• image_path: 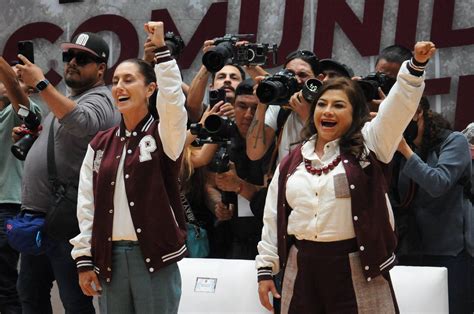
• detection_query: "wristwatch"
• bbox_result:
[36,79,50,92]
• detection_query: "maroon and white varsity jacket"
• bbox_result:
[71,53,188,282]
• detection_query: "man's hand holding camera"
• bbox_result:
[215,163,242,194]
[288,90,311,122]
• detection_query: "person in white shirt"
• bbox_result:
[256,41,436,314]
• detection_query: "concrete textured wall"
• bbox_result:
[1,0,473,127]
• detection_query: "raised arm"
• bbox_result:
[16,55,79,119]
[363,41,436,163]
[187,65,210,122]
[246,101,275,160]
[146,21,187,161]
[0,56,30,112]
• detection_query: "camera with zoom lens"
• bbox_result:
[189,114,235,144]
[256,69,299,106]
[189,115,237,205]
[357,72,396,102]
[202,34,277,73]
[164,31,185,58]
[301,78,323,104]
[11,106,41,160]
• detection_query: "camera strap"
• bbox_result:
[46,118,62,192]
[266,108,292,182]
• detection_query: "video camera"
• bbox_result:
[357,72,396,102]
[164,31,185,58]
[202,34,278,73]
[11,105,41,160]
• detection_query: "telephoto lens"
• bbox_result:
[202,41,234,73]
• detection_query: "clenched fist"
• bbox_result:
[413,41,436,64]
[144,21,165,48]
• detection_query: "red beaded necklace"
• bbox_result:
[303,155,341,176]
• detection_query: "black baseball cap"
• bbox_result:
[284,50,321,75]
[61,32,109,62]
[320,59,354,78]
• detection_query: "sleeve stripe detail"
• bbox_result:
[406,58,425,77]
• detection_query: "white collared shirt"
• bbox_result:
[286,137,356,241]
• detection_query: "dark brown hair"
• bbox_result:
[301,77,370,159]
[418,96,452,160]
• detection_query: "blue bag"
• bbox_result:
[186,223,210,258]
[5,213,51,255]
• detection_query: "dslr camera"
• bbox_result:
[256,69,299,106]
[208,88,226,108]
[164,31,185,58]
[11,105,41,160]
[202,34,277,73]
[358,72,396,102]
[189,114,235,145]
[190,115,237,205]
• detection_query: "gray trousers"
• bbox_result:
[99,241,181,314]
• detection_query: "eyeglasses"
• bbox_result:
[62,50,103,66]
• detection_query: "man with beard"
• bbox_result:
[213,79,274,259]
[13,33,120,314]
[186,40,246,121]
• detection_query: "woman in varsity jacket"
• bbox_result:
[70,22,187,313]
[256,41,436,314]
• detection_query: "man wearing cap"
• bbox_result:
[247,50,324,167]
[14,32,120,313]
[319,59,354,82]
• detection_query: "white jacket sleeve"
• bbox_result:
[70,144,95,261]
[363,60,425,163]
[155,59,187,161]
[256,167,281,274]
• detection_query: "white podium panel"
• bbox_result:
[177,259,449,314]
[390,266,449,314]
[178,258,266,314]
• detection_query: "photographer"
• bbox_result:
[246,50,323,167]
[208,79,274,259]
[0,56,41,314]
[319,58,354,82]
[186,39,247,122]
[370,44,413,112]
[394,96,472,314]
[14,33,120,313]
